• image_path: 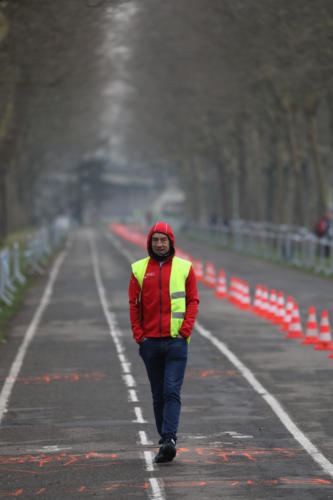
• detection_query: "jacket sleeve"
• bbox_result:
[179,266,199,338]
[128,272,145,343]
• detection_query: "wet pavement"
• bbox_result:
[0,228,332,498]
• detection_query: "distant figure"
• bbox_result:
[315,212,331,239]
[209,213,218,235]
[315,212,331,256]
[128,222,199,463]
[209,213,218,227]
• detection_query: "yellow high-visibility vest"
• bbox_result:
[131,256,191,339]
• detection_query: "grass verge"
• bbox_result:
[0,274,38,342]
[0,243,64,343]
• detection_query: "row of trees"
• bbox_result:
[1,0,333,243]
[0,0,106,244]
[125,0,333,228]
[183,0,333,227]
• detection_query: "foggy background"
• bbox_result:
[1,0,333,240]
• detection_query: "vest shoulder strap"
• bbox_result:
[131,257,150,288]
[172,256,192,274]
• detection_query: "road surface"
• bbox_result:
[0,227,332,499]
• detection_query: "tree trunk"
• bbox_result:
[0,87,15,242]
[181,158,204,223]
[283,99,304,225]
[216,159,231,222]
[180,160,194,223]
[305,98,328,218]
[273,141,286,224]
[193,158,207,222]
[0,169,7,245]
[236,117,249,220]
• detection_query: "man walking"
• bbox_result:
[129,222,199,463]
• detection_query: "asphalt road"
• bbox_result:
[0,227,332,499]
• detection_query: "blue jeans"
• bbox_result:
[139,337,188,442]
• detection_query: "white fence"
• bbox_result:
[187,221,333,276]
[0,223,67,307]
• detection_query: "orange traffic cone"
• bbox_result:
[228,277,236,305]
[194,260,204,281]
[301,307,319,345]
[273,291,285,325]
[280,296,293,331]
[266,289,278,322]
[215,269,228,299]
[258,287,269,318]
[314,311,333,351]
[204,262,216,288]
[252,284,262,314]
[239,282,251,310]
[235,279,243,308]
[285,303,303,339]
[229,277,241,307]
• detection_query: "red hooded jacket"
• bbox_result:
[129,222,199,343]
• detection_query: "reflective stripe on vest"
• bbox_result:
[131,256,191,339]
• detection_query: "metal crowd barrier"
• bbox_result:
[187,221,333,277]
[0,222,67,307]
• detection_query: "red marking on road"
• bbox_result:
[0,490,24,497]
[281,478,332,485]
[0,447,298,476]
[165,481,207,487]
[66,482,150,495]
[177,446,297,463]
[0,452,117,475]
[185,369,236,379]
[0,477,331,496]
[7,372,106,385]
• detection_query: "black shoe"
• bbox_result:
[154,446,168,463]
[154,439,177,463]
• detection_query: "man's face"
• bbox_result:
[151,232,170,256]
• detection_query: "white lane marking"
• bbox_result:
[149,477,164,499]
[121,362,132,373]
[139,430,153,446]
[0,249,67,425]
[40,445,72,452]
[128,389,139,402]
[195,319,333,479]
[118,354,128,363]
[133,407,147,423]
[114,340,124,355]
[122,374,136,387]
[223,431,253,439]
[90,235,161,485]
[144,451,155,472]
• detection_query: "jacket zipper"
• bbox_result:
[159,262,162,336]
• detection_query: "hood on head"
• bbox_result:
[147,222,175,258]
